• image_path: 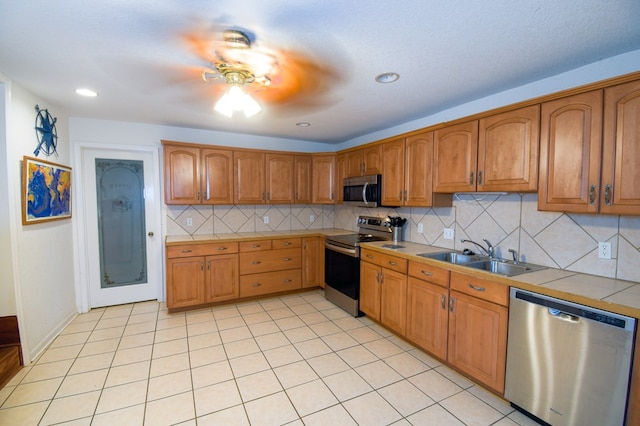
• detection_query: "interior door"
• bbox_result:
[80,146,162,308]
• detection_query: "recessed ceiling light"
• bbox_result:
[296,122,311,127]
[375,72,400,84]
[75,88,98,97]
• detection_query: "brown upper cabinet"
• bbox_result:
[265,153,295,204]
[164,143,234,205]
[294,155,312,204]
[234,150,266,204]
[312,153,337,204]
[381,133,453,207]
[344,145,383,178]
[434,105,540,193]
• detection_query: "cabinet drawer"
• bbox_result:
[273,238,301,249]
[450,272,508,306]
[240,269,302,297]
[361,248,382,266]
[167,242,238,258]
[408,261,450,287]
[239,240,272,252]
[378,253,407,274]
[239,248,301,275]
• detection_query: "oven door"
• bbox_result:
[324,242,362,316]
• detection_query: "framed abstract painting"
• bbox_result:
[22,156,72,225]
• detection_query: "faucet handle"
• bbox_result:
[508,249,518,264]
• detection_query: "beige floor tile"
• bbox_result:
[4,366,30,387]
[78,338,120,357]
[308,321,342,337]
[95,316,129,330]
[188,332,221,350]
[355,360,403,389]
[255,331,289,351]
[96,380,148,414]
[197,404,249,426]
[144,391,195,426]
[229,352,270,377]
[467,385,514,415]
[68,352,115,375]
[191,360,234,389]
[127,312,158,325]
[88,326,125,342]
[39,390,100,425]
[363,338,404,359]
[294,338,332,358]
[237,302,265,315]
[299,312,329,326]
[156,316,186,330]
[409,370,463,402]
[384,352,430,377]
[104,360,150,387]
[242,311,272,325]
[194,379,242,417]
[263,344,303,368]
[212,305,240,320]
[21,359,74,383]
[493,418,522,426]
[236,369,283,402]
[152,337,188,359]
[219,325,252,343]
[286,379,338,417]
[281,294,309,307]
[302,404,358,426]
[333,316,366,331]
[186,321,217,336]
[274,316,305,330]
[131,301,159,315]
[111,345,153,367]
[49,331,91,348]
[123,321,156,336]
[0,400,49,426]
[223,337,260,359]
[189,344,227,368]
[342,391,402,426]
[435,364,475,389]
[102,305,133,319]
[72,310,104,324]
[2,377,63,408]
[154,325,187,343]
[273,359,318,389]
[61,322,96,335]
[244,391,298,426]
[348,326,383,343]
[260,300,288,312]
[407,348,442,368]
[56,369,108,397]
[185,310,214,325]
[283,325,318,343]
[92,403,145,426]
[247,320,280,337]
[289,303,317,315]
[336,345,378,368]
[118,331,155,349]
[0,386,13,406]
[507,410,543,425]
[378,379,435,416]
[36,344,83,364]
[147,370,192,401]
[320,307,352,321]
[407,403,465,425]
[440,391,503,426]
[307,353,350,377]
[322,332,359,351]
[323,369,372,401]
[150,352,190,377]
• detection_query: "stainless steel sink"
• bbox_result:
[382,244,405,249]
[417,251,483,265]
[464,259,546,277]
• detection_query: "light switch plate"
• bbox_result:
[417,223,424,233]
[598,242,612,259]
[263,216,269,224]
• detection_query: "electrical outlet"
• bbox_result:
[310,215,315,223]
[186,217,193,227]
[598,241,612,259]
[263,216,269,224]
[417,223,424,234]
[443,228,455,240]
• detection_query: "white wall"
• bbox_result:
[5,82,76,363]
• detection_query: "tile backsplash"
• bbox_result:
[165,194,640,282]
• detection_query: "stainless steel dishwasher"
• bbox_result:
[505,288,636,426]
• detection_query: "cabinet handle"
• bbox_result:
[449,296,455,312]
[252,244,261,248]
[403,190,407,202]
[262,192,266,201]
[421,270,433,277]
[283,242,292,246]
[180,249,193,253]
[604,184,612,206]
[441,295,446,309]
[366,254,374,259]
[268,192,271,200]
[283,258,292,261]
[468,283,485,292]
[331,192,334,200]
[197,191,201,201]
[478,170,483,185]
[207,260,211,270]
[398,191,402,200]
[380,271,384,284]
[388,261,398,266]
[252,283,262,287]
[252,260,262,265]
[469,171,474,186]
[284,279,293,283]
[589,184,597,205]
[200,261,204,271]
[217,246,228,251]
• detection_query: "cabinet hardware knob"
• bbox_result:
[449,296,455,312]
[283,258,292,261]
[469,171,475,186]
[441,295,446,309]
[207,260,211,270]
[478,170,483,185]
[367,254,374,259]
[589,184,597,205]
[421,270,433,277]
[252,283,262,287]
[468,283,485,292]
[217,247,227,250]
[181,249,192,253]
[252,261,261,265]
[252,244,261,248]
[604,184,612,206]
[389,261,398,266]
[284,279,292,283]
[200,261,204,271]
[283,242,291,246]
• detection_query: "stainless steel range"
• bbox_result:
[324,215,394,316]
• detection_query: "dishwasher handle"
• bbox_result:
[548,308,580,323]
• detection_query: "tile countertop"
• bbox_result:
[361,240,640,320]
[165,228,354,245]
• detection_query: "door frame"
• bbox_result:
[73,142,164,313]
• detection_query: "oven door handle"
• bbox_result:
[325,242,358,257]
[362,182,369,206]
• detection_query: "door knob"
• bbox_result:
[148,232,154,237]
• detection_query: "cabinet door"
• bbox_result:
[405,132,436,206]
[478,105,540,192]
[166,257,204,309]
[447,290,508,393]
[406,276,448,360]
[433,120,479,193]
[380,268,407,335]
[266,153,294,203]
[312,154,336,204]
[345,150,364,177]
[294,155,312,204]
[538,90,603,213]
[336,153,346,203]
[363,144,383,175]
[601,80,640,215]
[164,145,200,204]
[302,237,324,288]
[205,254,239,303]
[381,138,405,206]
[201,149,233,204]
[359,261,381,320]
[234,151,266,204]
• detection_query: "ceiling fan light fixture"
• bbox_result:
[214,83,262,118]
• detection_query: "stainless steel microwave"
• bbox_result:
[343,174,382,207]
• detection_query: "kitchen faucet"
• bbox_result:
[461,238,494,258]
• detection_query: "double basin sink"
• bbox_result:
[417,250,546,277]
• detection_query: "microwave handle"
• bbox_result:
[362,182,369,205]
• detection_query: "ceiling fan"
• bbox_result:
[183,26,341,118]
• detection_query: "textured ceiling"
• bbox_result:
[1,1,640,143]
